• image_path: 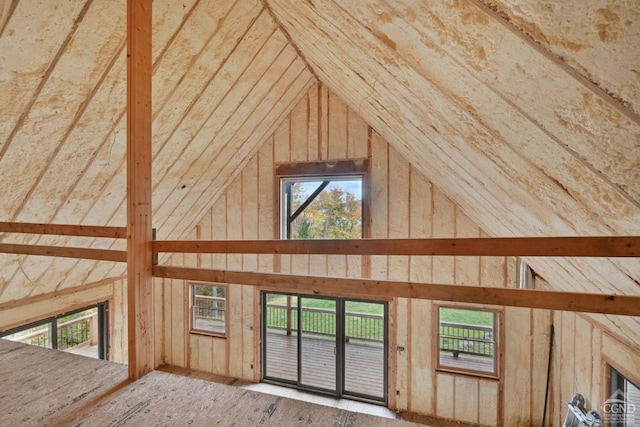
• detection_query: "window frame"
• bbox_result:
[608,365,640,427]
[275,159,370,240]
[0,302,109,360]
[434,304,501,379]
[189,283,228,337]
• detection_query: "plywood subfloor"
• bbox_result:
[0,339,422,426]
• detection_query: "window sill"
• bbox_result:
[189,330,227,339]
[435,366,499,381]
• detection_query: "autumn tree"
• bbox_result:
[290,182,362,239]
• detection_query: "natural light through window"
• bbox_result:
[190,283,227,336]
[281,176,363,240]
[437,306,499,377]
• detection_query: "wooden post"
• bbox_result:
[127,0,153,380]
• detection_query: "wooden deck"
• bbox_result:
[439,352,495,374]
[0,339,422,426]
[264,332,386,400]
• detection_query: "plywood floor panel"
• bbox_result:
[0,339,420,426]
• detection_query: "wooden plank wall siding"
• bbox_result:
[539,276,640,427]
[0,277,129,365]
[0,0,315,305]
[157,83,524,426]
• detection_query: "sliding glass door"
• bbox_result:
[299,297,337,391]
[262,292,387,403]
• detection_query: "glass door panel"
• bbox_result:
[299,297,337,391]
[263,293,298,382]
[343,301,386,400]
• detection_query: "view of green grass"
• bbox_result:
[265,294,493,353]
[267,294,384,315]
[439,307,493,326]
[268,294,490,325]
[266,293,384,340]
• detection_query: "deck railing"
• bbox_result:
[267,304,493,359]
[194,295,226,325]
[266,303,384,342]
[439,321,494,358]
[10,313,98,351]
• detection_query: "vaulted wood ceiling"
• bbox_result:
[0,0,638,339]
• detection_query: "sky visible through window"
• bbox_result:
[284,176,363,240]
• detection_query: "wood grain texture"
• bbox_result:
[153,266,640,316]
[0,222,126,238]
[127,0,154,380]
[153,236,640,257]
[0,340,416,426]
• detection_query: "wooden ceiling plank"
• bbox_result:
[297,0,638,240]
[268,0,531,233]
[387,0,640,200]
[168,70,316,242]
[268,0,640,297]
[159,61,315,241]
[151,12,279,215]
[0,0,124,221]
[2,0,210,300]
[19,45,127,225]
[153,265,640,316]
[31,0,214,294]
[151,0,244,127]
[152,35,295,235]
[467,0,640,123]
[340,0,640,231]
[0,0,90,158]
[0,0,18,38]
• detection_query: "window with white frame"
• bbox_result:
[437,306,499,377]
[190,283,227,336]
[277,160,368,240]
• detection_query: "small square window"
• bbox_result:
[276,160,369,240]
[190,284,227,336]
[437,306,498,377]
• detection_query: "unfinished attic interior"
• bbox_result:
[0,0,639,425]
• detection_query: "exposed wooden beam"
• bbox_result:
[153,265,640,316]
[127,0,153,380]
[0,222,127,238]
[153,236,640,257]
[0,243,126,262]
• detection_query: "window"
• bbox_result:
[0,303,108,359]
[190,283,227,336]
[607,367,639,426]
[277,160,368,240]
[437,306,499,377]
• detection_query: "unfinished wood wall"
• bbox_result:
[156,83,566,426]
[0,277,129,364]
[545,286,640,427]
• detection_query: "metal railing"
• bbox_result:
[266,303,384,342]
[9,313,98,351]
[439,321,494,358]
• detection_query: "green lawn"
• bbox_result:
[267,294,384,315]
[267,294,490,326]
[439,307,493,326]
